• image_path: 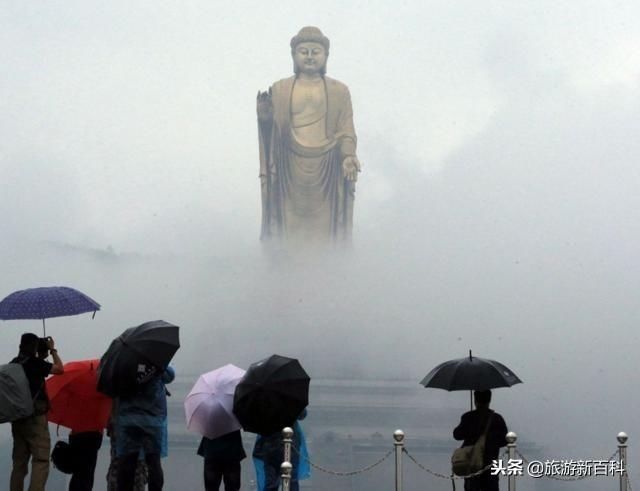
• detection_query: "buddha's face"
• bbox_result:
[293,42,327,76]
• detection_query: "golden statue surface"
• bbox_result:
[257,26,361,248]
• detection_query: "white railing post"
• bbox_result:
[282,427,293,464]
[281,427,294,491]
[618,432,628,491]
[506,431,517,491]
[394,429,405,491]
[281,461,292,491]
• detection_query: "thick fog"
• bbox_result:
[2,1,640,489]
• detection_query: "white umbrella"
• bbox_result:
[184,364,246,439]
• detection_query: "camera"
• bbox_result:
[37,337,50,358]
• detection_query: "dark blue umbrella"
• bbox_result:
[0,286,101,335]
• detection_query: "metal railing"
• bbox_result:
[279,427,632,491]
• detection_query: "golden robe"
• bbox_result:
[258,76,357,246]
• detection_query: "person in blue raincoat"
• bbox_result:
[114,364,175,491]
[252,410,310,491]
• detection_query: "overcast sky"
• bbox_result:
[2,0,638,254]
[1,2,640,488]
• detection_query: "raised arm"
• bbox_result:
[257,87,274,182]
[47,337,64,375]
[257,88,274,125]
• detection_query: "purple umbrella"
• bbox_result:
[0,286,101,335]
[185,364,246,439]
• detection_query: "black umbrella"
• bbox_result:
[97,320,180,397]
[420,350,522,409]
[0,363,34,423]
[233,354,310,436]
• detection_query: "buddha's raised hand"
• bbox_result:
[256,89,273,122]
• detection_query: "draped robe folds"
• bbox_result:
[258,76,357,247]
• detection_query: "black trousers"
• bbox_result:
[464,472,499,491]
[204,459,241,491]
[117,452,163,491]
[69,432,103,491]
[262,453,299,491]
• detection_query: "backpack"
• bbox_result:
[451,414,493,477]
[11,355,50,415]
[0,363,35,423]
[51,440,76,474]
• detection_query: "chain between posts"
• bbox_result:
[402,448,507,480]
[291,444,393,476]
[289,431,633,487]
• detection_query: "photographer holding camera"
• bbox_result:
[9,333,64,491]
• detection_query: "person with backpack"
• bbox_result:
[453,390,508,491]
[9,333,64,491]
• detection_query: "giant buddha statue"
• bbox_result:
[257,26,361,248]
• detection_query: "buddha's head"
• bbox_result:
[290,26,329,76]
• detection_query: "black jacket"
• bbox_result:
[11,354,52,404]
[198,430,246,463]
[453,408,508,465]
